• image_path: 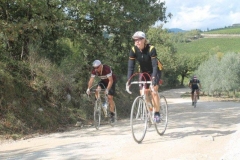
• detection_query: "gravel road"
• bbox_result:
[0,88,240,160]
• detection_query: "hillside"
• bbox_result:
[203,27,240,34]
[168,28,186,33]
[175,27,240,55]
[201,34,240,38]
[176,37,240,55]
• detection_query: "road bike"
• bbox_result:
[89,84,117,130]
[126,73,168,143]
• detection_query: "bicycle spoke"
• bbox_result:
[130,96,148,143]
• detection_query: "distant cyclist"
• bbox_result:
[86,60,117,122]
[188,76,201,106]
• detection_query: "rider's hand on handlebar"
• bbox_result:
[125,81,129,90]
[126,82,132,94]
[105,89,109,95]
[151,77,156,86]
[86,88,90,95]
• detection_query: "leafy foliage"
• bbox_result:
[195,53,240,95]
[0,0,170,137]
[172,30,240,85]
[147,27,179,86]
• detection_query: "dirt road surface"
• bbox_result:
[1,88,240,160]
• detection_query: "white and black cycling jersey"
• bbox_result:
[91,65,117,83]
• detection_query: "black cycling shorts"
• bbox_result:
[139,70,161,89]
[98,80,116,96]
[191,88,199,94]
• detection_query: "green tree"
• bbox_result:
[147,26,178,86]
[0,0,170,135]
[62,0,170,91]
[195,53,240,96]
[219,53,240,94]
[0,0,170,94]
[0,0,69,61]
[195,55,220,95]
[65,0,169,68]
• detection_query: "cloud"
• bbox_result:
[161,0,240,30]
[229,11,240,24]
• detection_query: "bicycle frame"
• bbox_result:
[89,83,109,128]
[127,72,168,143]
[128,81,157,122]
[89,83,117,129]
[126,72,159,123]
[91,89,108,113]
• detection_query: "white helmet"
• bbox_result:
[92,60,101,67]
[132,31,146,39]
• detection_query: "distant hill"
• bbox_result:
[168,28,186,33]
[203,26,240,34]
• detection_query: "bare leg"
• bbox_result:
[151,85,160,112]
[140,89,151,105]
[95,86,101,99]
[191,89,194,101]
[197,90,200,98]
[108,95,115,113]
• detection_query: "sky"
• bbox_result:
[159,0,240,31]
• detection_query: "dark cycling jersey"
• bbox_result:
[189,79,200,89]
[127,44,159,79]
[91,65,117,84]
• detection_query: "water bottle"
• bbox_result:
[102,102,108,117]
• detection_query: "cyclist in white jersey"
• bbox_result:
[86,60,117,122]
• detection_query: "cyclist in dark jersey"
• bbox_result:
[127,31,162,123]
[189,76,201,106]
[86,60,117,122]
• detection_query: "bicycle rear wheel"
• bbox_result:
[94,99,102,130]
[155,95,168,135]
[130,96,148,143]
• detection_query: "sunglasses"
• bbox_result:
[94,65,101,70]
[133,38,144,42]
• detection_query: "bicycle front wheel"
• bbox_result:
[94,99,102,130]
[130,96,148,143]
[155,95,168,135]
